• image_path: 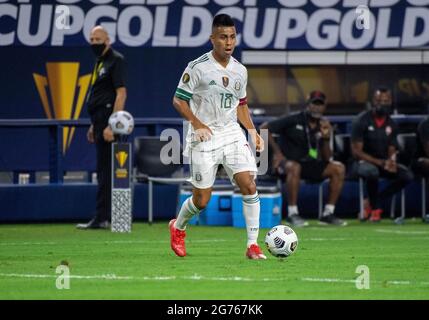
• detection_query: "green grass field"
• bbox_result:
[1,220,428,299]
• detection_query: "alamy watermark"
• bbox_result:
[159,122,269,175]
[158,124,269,176]
[56,264,70,290]
[55,5,71,30]
[355,265,370,290]
[355,5,371,30]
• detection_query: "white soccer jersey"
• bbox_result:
[175,51,248,153]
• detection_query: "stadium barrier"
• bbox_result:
[0,116,425,221]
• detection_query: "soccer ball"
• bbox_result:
[265,225,298,258]
[108,111,134,135]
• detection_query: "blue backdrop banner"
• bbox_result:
[1,1,428,50]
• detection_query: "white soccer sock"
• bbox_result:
[243,192,260,247]
[175,196,201,230]
[288,205,299,216]
[323,204,335,217]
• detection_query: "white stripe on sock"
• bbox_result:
[175,197,201,230]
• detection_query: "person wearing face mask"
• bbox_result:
[260,91,347,227]
[351,87,413,222]
[77,26,127,230]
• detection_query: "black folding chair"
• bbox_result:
[134,136,188,224]
[397,132,426,221]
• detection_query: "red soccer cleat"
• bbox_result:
[361,199,372,221]
[246,244,267,260]
[370,209,383,222]
[169,219,186,257]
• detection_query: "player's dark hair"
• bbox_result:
[212,14,235,29]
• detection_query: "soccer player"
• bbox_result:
[169,14,266,259]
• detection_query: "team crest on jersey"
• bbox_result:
[222,76,229,87]
[182,73,190,84]
[385,126,392,135]
[234,80,241,91]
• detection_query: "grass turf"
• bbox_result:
[0,220,428,299]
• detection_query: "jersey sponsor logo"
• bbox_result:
[222,76,229,88]
[182,73,190,84]
[385,126,392,135]
[209,80,216,86]
[33,62,91,154]
[234,80,241,91]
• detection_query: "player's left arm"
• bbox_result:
[237,104,264,152]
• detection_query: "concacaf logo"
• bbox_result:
[33,62,91,154]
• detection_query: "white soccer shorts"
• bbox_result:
[188,134,258,189]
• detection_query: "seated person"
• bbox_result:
[260,90,346,227]
[351,87,413,222]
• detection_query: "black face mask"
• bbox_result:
[306,107,323,120]
[91,43,106,57]
[374,104,391,117]
[306,101,324,120]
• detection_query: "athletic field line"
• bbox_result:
[0,272,428,286]
[0,238,355,247]
[375,229,429,235]
[0,239,230,246]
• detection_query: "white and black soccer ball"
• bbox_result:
[108,111,134,135]
[265,225,298,258]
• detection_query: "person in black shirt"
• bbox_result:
[351,87,413,222]
[260,91,346,227]
[77,26,127,229]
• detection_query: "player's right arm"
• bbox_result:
[172,66,212,142]
[172,97,212,141]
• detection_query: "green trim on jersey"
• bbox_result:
[190,54,209,69]
[175,88,193,101]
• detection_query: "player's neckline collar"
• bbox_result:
[209,51,231,69]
